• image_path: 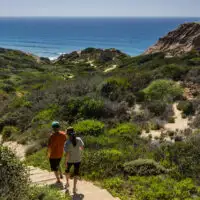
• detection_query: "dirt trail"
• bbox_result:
[142,103,189,140]
[0,136,119,200]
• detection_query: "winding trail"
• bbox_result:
[0,136,120,200]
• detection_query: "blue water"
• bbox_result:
[0,17,199,59]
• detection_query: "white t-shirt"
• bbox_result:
[64,137,84,163]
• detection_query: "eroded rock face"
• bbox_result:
[144,22,200,56]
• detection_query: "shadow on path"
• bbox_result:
[71,193,84,200]
[49,182,64,190]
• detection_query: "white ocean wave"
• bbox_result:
[49,56,58,61]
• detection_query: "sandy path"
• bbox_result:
[104,65,117,73]
[0,136,119,200]
[142,103,189,140]
[165,103,188,131]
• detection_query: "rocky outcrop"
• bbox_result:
[144,22,200,56]
[55,47,128,64]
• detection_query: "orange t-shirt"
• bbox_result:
[48,131,66,159]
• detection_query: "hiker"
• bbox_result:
[64,127,84,193]
[48,121,66,183]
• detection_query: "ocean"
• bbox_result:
[0,17,199,59]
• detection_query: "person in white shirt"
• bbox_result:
[64,127,84,193]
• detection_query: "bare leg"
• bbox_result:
[73,176,78,193]
[58,165,63,179]
[65,173,70,187]
[54,171,61,183]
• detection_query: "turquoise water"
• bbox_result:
[0,17,199,59]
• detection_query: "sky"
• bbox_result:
[0,0,199,17]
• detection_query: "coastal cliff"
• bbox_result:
[144,22,200,56]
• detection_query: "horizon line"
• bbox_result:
[0,16,200,18]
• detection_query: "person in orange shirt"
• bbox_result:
[48,121,66,183]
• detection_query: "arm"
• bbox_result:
[79,138,84,151]
[47,135,52,157]
[64,141,70,165]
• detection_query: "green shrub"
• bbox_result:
[84,135,119,149]
[25,148,50,171]
[28,186,70,200]
[0,146,29,200]
[123,159,167,176]
[143,79,183,102]
[147,100,167,116]
[82,149,123,179]
[32,105,59,123]
[9,97,32,109]
[62,97,104,120]
[74,119,105,136]
[100,77,130,101]
[129,176,199,200]
[1,126,19,141]
[102,177,126,199]
[79,97,104,118]
[1,84,15,93]
[108,123,140,142]
[158,64,189,80]
[125,94,136,107]
[168,116,175,123]
[188,57,200,65]
[177,101,194,115]
[103,176,200,200]
[154,136,200,182]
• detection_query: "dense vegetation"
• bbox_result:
[1,47,200,199]
[0,146,70,200]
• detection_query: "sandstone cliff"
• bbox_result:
[144,22,200,56]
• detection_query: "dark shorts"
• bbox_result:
[65,162,81,176]
[49,158,61,171]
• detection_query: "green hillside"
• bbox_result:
[1,47,200,199]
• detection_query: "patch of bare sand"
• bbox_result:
[104,65,117,73]
[141,103,189,140]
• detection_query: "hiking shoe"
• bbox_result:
[73,188,77,194]
[65,183,70,189]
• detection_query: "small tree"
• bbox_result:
[143,79,183,102]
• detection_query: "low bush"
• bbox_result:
[84,135,119,149]
[1,126,19,141]
[154,135,200,182]
[168,116,175,123]
[158,64,189,80]
[74,119,105,136]
[0,146,29,200]
[62,97,104,121]
[103,176,200,200]
[25,148,50,171]
[82,149,123,179]
[100,77,130,101]
[177,101,194,115]
[79,97,104,118]
[108,123,140,142]
[129,176,199,200]
[147,100,167,116]
[32,105,59,124]
[28,186,70,200]
[123,159,167,176]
